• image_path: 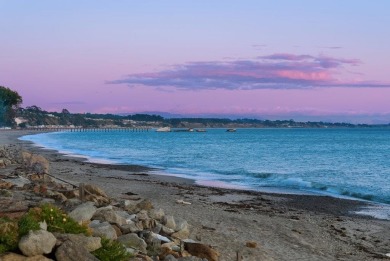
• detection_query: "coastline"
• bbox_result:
[1,130,390,260]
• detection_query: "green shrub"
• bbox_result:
[0,218,19,254]
[19,204,89,235]
[18,213,40,236]
[38,203,89,234]
[92,238,132,261]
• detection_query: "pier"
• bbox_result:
[1,127,151,132]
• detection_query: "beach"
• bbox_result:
[1,130,390,260]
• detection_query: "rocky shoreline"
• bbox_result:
[1,131,390,260]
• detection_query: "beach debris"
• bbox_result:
[245,241,257,248]
[184,242,220,261]
[176,199,192,205]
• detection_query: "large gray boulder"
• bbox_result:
[117,233,147,253]
[0,253,53,261]
[93,209,128,226]
[55,240,99,261]
[89,220,117,240]
[55,233,102,252]
[18,230,57,256]
[68,202,97,223]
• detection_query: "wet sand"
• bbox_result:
[1,130,389,260]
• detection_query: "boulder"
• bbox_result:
[117,233,147,253]
[89,221,117,240]
[85,194,110,206]
[22,151,49,174]
[18,230,57,256]
[125,199,154,213]
[6,176,31,188]
[162,215,176,230]
[0,180,13,189]
[84,184,108,198]
[68,202,97,223]
[0,253,53,261]
[137,210,149,220]
[55,240,99,261]
[174,217,188,232]
[119,221,143,234]
[172,227,190,239]
[184,242,220,261]
[93,209,128,226]
[149,208,165,220]
[62,189,79,199]
[55,233,102,252]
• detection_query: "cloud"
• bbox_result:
[107,53,389,90]
[49,101,86,105]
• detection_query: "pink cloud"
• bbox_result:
[108,53,385,90]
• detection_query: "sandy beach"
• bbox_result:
[1,130,389,261]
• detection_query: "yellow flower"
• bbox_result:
[50,208,53,212]
[63,218,67,222]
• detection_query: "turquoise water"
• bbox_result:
[20,128,390,204]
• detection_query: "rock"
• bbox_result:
[120,221,144,234]
[19,230,57,256]
[174,218,188,232]
[85,194,110,206]
[0,189,13,197]
[89,221,117,240]
[0,253,53,261]
[93,209,128,226]
[185,242,220,261]
[6,176,31,188]
[137,199,153,211]
[64,198,82,207]
[63,189,79,199]
[40,198,56,205]
[27,174,52,183]
[142,218,157,229]
[137,210,149,220]
[149,208,165,220]
[55,233,102,252]
[163,215,176,230]
[246,241,257,248]
[112,224,122,237]
[0,158,12,168]
[55,240,99,261]
[117,233,147,253]
[164,254,179,261]
[39,220,47,231]
[47,191,67,202]
[22,151,49,174]
[161,225,175,236]
[69,202,97,223]
[172,227,190,239]
[115,210,134,223]
[84,184,108,198]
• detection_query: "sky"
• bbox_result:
[1,1,390,123]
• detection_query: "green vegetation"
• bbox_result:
[0,86,22,127]
[18,213,40,236]
[27,204,90,234]
[0,203,90,254]
[0,218,19,254]
[92,237,132,261]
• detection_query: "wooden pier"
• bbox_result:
[1,127,151,132]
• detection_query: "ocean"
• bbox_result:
[20,128,390,205]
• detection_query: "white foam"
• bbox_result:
[354,204,390,220]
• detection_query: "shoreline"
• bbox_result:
[2,130,390,260]
[17,130,389,210]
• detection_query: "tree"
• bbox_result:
[0,86,22,127]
